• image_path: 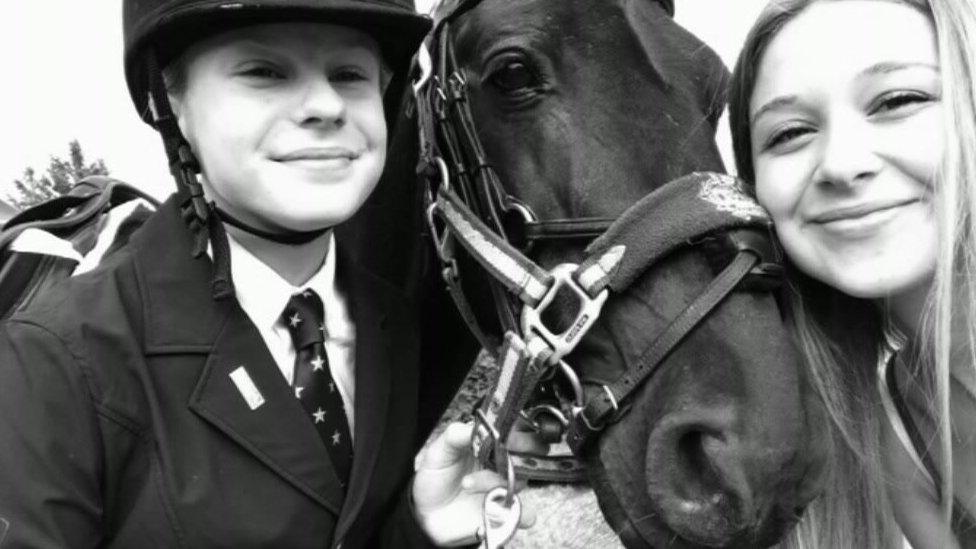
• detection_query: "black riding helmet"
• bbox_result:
[121,1,431,298]
[124,0,431,132]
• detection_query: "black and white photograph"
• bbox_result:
[0,0,972,547]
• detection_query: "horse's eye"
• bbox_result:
[488,61,538,93]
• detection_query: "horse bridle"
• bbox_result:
[414,0,783,498]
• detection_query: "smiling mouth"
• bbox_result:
[273,147,361,162]
[810,198,919,224]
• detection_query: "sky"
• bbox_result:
[0,0,769,201]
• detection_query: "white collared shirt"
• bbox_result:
[227,232,357,433]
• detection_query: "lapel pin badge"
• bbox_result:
[229,366,265,410]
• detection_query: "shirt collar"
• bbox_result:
[227,231,343,337]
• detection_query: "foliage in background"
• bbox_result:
[10,140,109,208]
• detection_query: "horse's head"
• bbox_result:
[411,0,830,547]
[443,0,726,223]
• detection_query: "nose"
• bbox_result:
[644,407,815,547]
[813,115,882,188]
[294,77,346,129]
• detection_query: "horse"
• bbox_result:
[341,0,830,547]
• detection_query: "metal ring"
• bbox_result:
[474,408,502,445]
[506,200,536,225]
[503,447,517,507]
[412,43,434,94]
[523,404,570,429]
[433,156,451,194]
[557,360,585,408]
[518,409,541,432]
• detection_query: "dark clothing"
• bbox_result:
[0,196,435,549]
[887,348,976,547]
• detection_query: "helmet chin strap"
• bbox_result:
[213,206,330,245]
[144,48,330,299]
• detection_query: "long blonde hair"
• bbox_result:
[728,0,976,546]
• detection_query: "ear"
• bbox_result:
[622,0,730,129]
[167,92,190,140]
[621,0,674,90]
[149,86,193,149]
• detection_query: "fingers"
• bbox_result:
[461,469,505,492]
[461,469,534,494]
[420,422,474,470]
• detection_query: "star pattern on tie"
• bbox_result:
[282,289,353,489]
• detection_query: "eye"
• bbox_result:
[237,64,286,81]
[331,66,372,84]
[485,56,541,95]
[870,91,934,116]
[764,124,813,152]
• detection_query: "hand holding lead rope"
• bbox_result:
[412,422,535,547]
[480,486,522,549]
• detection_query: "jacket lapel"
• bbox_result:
[134,197,345,514]
[188,304,345,514]
[334,245,396,537]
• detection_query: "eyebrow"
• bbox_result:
[858,61,939,78]
[750,62,940,125]
[750,95,800,125]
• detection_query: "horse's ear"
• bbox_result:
[623,0,730,129]
[654,0,675,17]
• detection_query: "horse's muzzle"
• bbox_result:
[644,405,821,548]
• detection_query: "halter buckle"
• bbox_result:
[521,263,609,365]
[473,408,518,506]
[425,157,457,272]
[412,43,434,95]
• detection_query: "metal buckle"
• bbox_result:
[521,263,609,364]
[557,360,585,408]
[575,385,619,433]
[432,76,449,118]
[425,158,457,276]
[520,404,569,430]
[474,409,518,506]
[448,71,467,101]
[412,43,434,95]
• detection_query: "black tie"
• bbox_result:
[282,289,353,488]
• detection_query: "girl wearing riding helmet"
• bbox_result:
[0,1,529,547]
[728,0,976,546]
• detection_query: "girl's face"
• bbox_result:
[750,1,942,300]
[172,22,388,233]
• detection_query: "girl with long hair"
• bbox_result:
[729,0,976,546]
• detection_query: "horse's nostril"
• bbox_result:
[677,430,718,481]
[646,421,749,547]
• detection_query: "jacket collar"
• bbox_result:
[132,197,227,353]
